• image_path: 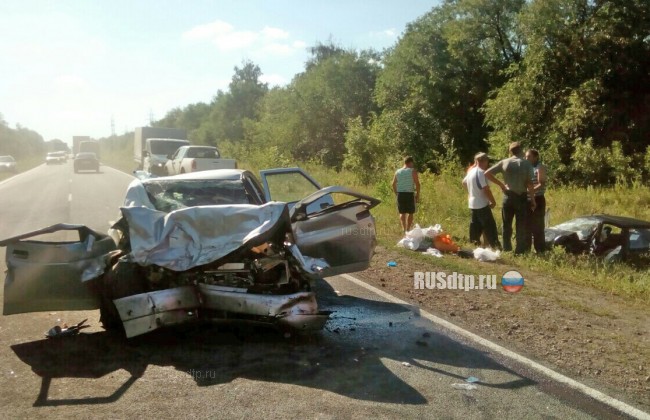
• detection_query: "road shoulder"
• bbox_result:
[354,245,650,410]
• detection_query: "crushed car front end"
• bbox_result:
[1,168,380,338]
[102,203,332,337]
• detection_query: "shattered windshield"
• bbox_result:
[551,217,599,240]
[143,179,252,212]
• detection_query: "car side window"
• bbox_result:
[243,174,265,204]
[263,172,320,203]
[629,228,650,250]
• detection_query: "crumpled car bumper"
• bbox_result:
[114,285,329,338]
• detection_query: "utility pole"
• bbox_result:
[110,115,115,136]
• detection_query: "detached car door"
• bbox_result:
[0,224,117,315]
[259,168,380,276]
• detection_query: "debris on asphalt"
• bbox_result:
[451,383,478,390]
[387,261,397,267]
[402,362,412,367]
[45,319,90,338]
[465,376,480,383]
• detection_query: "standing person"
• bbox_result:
[485,142,536,254]
[392,156,420,234]
[462,152,502,249]
[525,149,547,253]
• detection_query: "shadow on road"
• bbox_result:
[10,280,536,407]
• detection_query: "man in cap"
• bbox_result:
[485,142,536,254]
[462,152,502,249]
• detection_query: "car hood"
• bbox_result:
[121,202,291,271]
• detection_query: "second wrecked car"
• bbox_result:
[2,168,380,337]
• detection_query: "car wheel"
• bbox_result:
[99,259,147,333]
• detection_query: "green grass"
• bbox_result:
[99,146,136,174]
[289,164,650,304]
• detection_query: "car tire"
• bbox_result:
[99,259,147,333]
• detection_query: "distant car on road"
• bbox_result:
[545,214,650,263]
[73,152,100,173]
[45,151,67,165]
[0,155,16,172]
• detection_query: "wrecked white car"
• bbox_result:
[1,168,380,338]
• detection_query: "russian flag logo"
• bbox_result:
[501,270,524,293]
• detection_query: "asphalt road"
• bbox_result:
[0,162,640,419]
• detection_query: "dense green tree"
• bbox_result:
[0,118,45,159]
[374,0,525,170]
[219,61,269,143]
[484,0,650,183]
[252,43,382,168]
[156,102,212,144]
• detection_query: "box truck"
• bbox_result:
[72,136,91,155]
[134,127,189,175]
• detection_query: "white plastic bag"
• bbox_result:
[422,224,443,238]
[396,224,424,250]
[399,237,421,250]
[423,247,443,258]
[473,247,500,262]
[406,224,424,240]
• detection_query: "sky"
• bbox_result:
[0,0,438,144]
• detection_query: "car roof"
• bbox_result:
[145,168,248,182]
[587,214,650,229]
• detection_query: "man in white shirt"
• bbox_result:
[462,152,502,249]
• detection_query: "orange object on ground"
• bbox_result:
[433,234,460,253]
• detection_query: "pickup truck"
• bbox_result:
[164,145,237,175]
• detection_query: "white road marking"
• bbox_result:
[68,193,72,202]
[341,273,650,420]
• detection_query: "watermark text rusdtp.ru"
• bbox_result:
[414,271,497,291]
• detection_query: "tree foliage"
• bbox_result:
[484,0,650,181]
[251,42,382,168]
[374,0,525,169]
[0,116,45,159]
